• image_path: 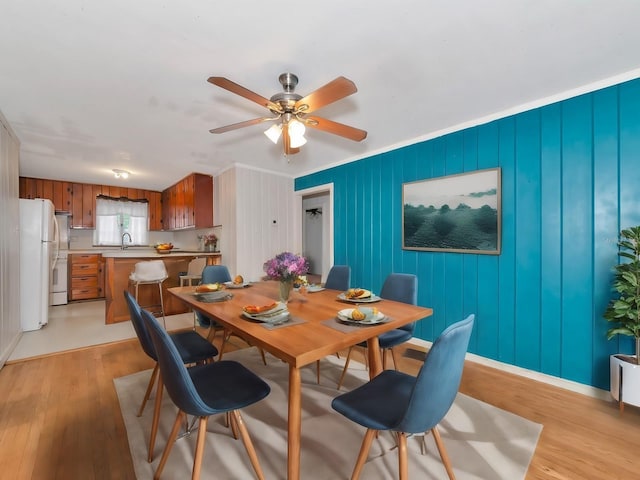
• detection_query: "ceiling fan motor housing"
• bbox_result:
[270,73,302,113]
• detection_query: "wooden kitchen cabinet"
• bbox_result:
[70,183,95,228]
[69,254,104,300]
[19,177,72,213]
[161,173,213,231]
[148,191,163,231]
[20,176,164,231]
[52,180,72,212]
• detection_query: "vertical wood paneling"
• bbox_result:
[592,87,620,387]
[462,130,479,349]
[497,118,516,364]
[476,122,500,359]
[514,110,542,370]
[295,77,640,389]
[443,133,464,329]
[616,81,640,356]
[429,138,448,337]
[415,143,434,340]
[561,95,594,385]
[539,104,563,377]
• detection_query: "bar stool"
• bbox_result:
[130,260,168,328]
[179,257,207,286]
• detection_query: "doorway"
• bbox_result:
[294,184,333,283]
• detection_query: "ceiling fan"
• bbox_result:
[207,73,367,156]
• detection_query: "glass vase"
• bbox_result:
[279,280,293,303]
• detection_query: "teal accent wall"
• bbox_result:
[295,78,640,389]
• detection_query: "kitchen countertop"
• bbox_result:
[69,248,221,258]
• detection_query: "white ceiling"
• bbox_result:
[2,0,640,191]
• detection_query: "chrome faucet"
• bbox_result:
[121,232,132,250]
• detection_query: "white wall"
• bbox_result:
[0,109,22,368]
[217,165,295,282]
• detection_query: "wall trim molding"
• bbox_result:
[297,67,640,180]
[409,337,611,402]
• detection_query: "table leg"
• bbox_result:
[288,366,302,480]
[366,336,382,379]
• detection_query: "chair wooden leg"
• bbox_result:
[397,432,408,480]
[192,416,208,480]
[154,410,185,480]
[432,426,456,480]
[232,410,266,480]
[390,347,400,370]
[351,428,377,480]
[316,360,321,384]
[228,409,239,439]
[157,281,166,329]
[218,329,232,360]
[382,348,387,370]
[148,374,164,462]
[258,347,267,365]
[205,325,219,343]
[138,363,159,417]
[337,346,355,390]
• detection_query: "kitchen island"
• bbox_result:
[103,250,221,324]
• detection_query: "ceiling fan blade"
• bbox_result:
[282,124,300,155]
[209,116,277,134]
[207,77,282,113]
[304,116,367,142]
[294,77,358,114]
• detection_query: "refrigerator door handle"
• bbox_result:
[52,215,60,272]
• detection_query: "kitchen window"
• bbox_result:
[93,196,149,246]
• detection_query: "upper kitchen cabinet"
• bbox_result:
[148,191,162,231]
[70,182,101,229]
[162,173,213,231]
[19,178,72,213]
[52,180,72,212]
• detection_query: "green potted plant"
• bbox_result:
[604,225,640,410]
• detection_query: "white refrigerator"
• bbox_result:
[20,198,58,331]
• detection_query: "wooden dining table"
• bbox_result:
[168,281,433,480]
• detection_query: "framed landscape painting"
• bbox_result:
[402,168,501,254]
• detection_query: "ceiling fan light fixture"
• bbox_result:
[288,119,307,148]
[264,123,282,144]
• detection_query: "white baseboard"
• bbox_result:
[408,338,612,402]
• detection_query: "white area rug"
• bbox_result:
[114,348,542,479]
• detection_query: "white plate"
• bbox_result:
[337,292,381,303]
[193,290,232,303]
[224,281,252,289]
[242,304,290,324]
[306,285,325,293]
[337,308,387,325]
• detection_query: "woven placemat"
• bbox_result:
[260,316,307,330]
[321,317,391,333]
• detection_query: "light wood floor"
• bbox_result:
[1,335,639,479]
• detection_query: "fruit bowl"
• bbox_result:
[155,243,174,254]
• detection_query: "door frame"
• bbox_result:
[293,183,334,282]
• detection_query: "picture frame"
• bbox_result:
[402,168,501,254]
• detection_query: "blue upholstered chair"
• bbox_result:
[142,309,271,480]
[315,265,351,383]
[193,265,232,328]
[124,290,219,462]
[323,265,351,291]
[194,264,267,364]
[332,314,475,480]
[337,273,418,390]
